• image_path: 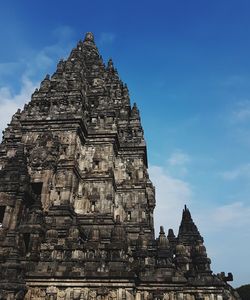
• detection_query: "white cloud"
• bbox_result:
[0,76,38,136]
[0,62,20,78]
[232,100,250,122]
[212,202,250,228]
[195,200,250,287]
[26,26,75,78]
[168,149,191,166]
[149,165,192,234]
[0,25,75,81]
[196,201,250,233]
[166,149,191,176]
[99,32,116,46]
[221,75,249,88]
[52,25,75,41]
[220,163,250,180]
[0,25,75,138]
[225,100,250,148]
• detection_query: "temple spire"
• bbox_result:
[178,205,203,245]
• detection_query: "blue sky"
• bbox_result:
[0,0,250,287]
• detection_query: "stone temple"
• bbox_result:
[0,33,240,300]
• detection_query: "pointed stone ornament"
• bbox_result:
[84,31,95,42]
[107,58,114,70]
[130,102,141,122]
[158,226,169,249]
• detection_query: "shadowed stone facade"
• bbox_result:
[0,32,240,300]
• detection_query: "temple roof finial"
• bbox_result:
[107,58,114,69]
[84,32,95,43]
[131,102,140,120]
[158,226,169,249]
[107,58,116,72]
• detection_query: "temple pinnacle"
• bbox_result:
[84,32,94,43]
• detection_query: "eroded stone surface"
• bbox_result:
[0,32,240,300]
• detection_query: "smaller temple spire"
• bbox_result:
[106,58,119,78]
[40,74,51,92]
[158,226,169,249]
[131,103,140,120]
[182,204,192,221]
[178,205,203,245]
[167,228,176,245]
[107,58,114,71]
